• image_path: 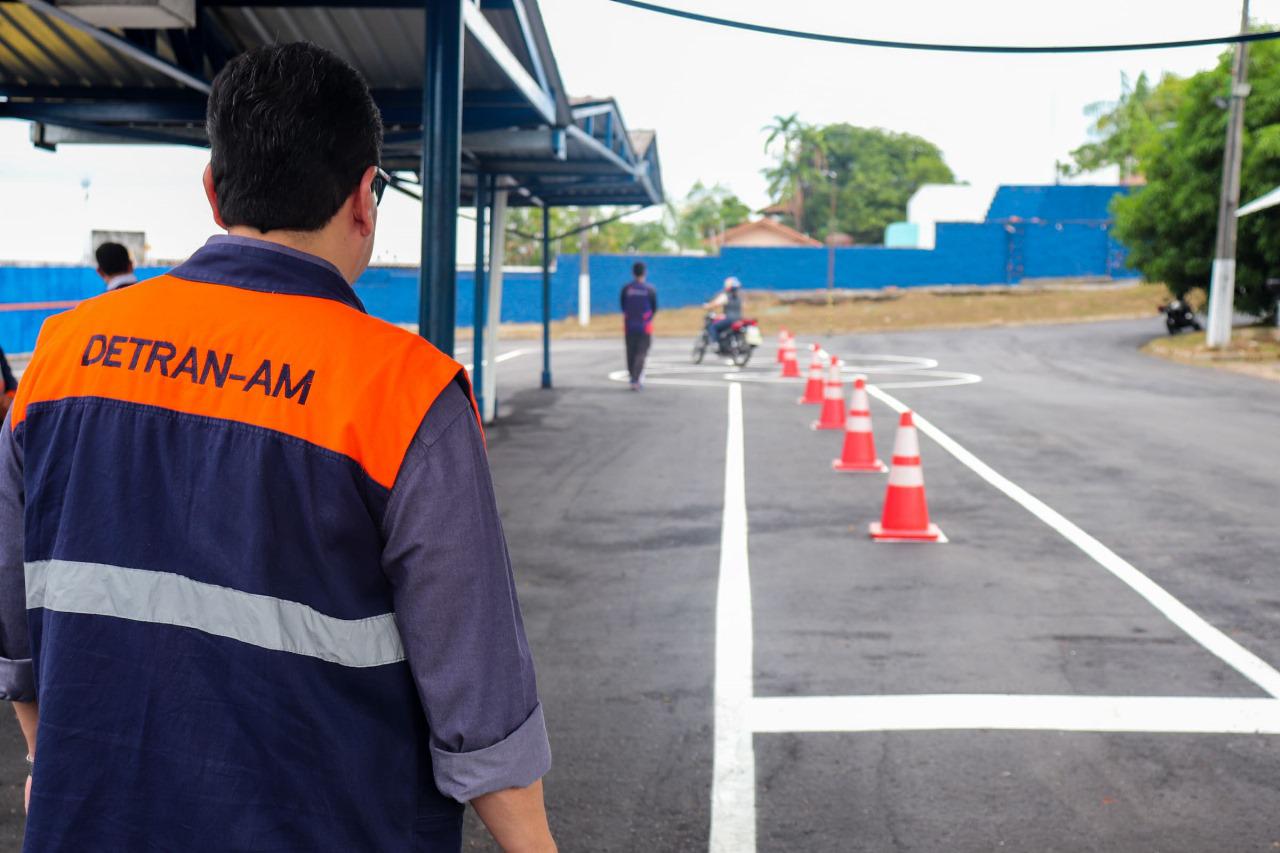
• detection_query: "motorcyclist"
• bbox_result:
[704,276,744,348]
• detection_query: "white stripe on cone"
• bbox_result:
[892,420,921,458]
[887,464,925,487]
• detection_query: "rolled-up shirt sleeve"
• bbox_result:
[0,411,33,702]
[381,380,550,802]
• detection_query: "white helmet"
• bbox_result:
[724,276,742,291]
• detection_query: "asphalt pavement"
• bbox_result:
[2,318,1279,852]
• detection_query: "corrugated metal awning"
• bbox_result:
[0,0,661,207]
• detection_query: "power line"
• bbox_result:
[608,0,1280,54]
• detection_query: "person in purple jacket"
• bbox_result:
[620,261,657,390]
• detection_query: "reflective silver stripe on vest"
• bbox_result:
[25,559,405,668]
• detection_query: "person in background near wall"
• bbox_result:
[620,261,657,391]
[94,242,138,291]
[0,346,15,420]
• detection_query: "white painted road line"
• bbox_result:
[751,695,1280,735]
[865,384,1280,699]
[709,382,757,853]
[461,347,530,374]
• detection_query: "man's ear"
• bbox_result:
[351,165,377,238]
[203,163,227,230]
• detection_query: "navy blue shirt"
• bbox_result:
[620,280,658,334]
[0,236,549,851]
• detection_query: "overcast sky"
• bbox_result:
[1,0,1276,264]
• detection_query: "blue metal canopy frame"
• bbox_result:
[0,0,663,401]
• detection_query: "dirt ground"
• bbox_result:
[492,280,1171,341]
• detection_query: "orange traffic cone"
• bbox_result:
[779,336,800,378]
[775,328,791,364]
[798,345,825,403]
[832,376,887,472]
[811,356,846,430]
[869,411,945,542]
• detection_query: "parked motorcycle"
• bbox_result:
[692,312,762,367]
[1160,298,1202,334]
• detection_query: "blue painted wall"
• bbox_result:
[0,265,571,353]
[0,266,167,357]
[0,184,1141,353]
[986,184,1132,222]
[579,222,1023,317]
[351,266,574,328]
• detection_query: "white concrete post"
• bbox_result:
[577,208,591,326]
[483,188,508,424]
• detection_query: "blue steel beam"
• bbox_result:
[472,174,489,419]
[540,203,552,389]
[461,1,554,125]
[419,0,464,356]
[507,0,550,95]
[21,115,207,146]
[0,87,548,131]
[0,99,206,122]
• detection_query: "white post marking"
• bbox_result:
[751,695,1280,735]
[577,272,591,327]
[865,384,1280,699]
[710,381,756,853]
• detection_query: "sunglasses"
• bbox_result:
[372,167,391,205]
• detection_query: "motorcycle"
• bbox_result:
[1159,298,1202,335]
[692,312,762,367]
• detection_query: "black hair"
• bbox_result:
[632,261,647,278]
[95,242,132,275]
[206,42,383,233]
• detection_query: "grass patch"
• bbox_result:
[1142,325,1280,382]
[492,280,1170,340]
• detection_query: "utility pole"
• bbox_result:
[825,174,837,337]
[1207,0,1251,348]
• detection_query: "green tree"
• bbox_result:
[501,206,674,265]
[1112,40,1280,317]
[588,214,673,254]
[501,206,576,267]
[672,181,751,249]
[773,124,954,244]
[1062,71,1186,180]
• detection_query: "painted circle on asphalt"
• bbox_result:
[607,352,983,390]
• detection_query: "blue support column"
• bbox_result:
[419,0,464,356]
[472,175,489,416]
[541,203,553,389]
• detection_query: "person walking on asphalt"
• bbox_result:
[0,43,554,853]
[621,261,657,390]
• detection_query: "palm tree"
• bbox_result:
[762,113,807,232]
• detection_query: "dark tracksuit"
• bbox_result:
[0,347,15,395]
[620,279,657,384]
